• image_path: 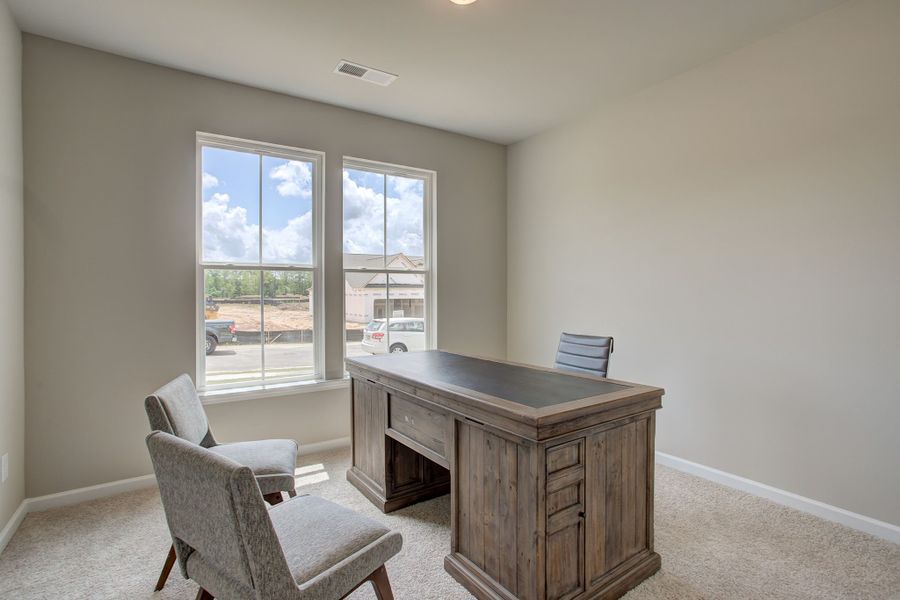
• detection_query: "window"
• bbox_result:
[343,158,435,361]
[197,133,324,392]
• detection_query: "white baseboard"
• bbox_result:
[0,436,353,553]
[27,474,158,514]
[22,435,353,514]
[0,500,28,555]
[7,440,892,557]
[300,436,351,455]
[656,451,900,545]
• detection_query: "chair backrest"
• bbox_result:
[145,374,215,447]
[554,333,614,377]
[146,431,295,598]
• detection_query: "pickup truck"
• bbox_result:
[206,320,237,355]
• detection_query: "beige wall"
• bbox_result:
[0,0,24,527]
[23,36,506,497]
[507,0,900,525]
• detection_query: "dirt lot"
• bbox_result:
[211,301,365,332]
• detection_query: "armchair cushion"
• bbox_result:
[209,438,298,495]
[270,496,402,598]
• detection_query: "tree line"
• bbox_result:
[205,270,312,299]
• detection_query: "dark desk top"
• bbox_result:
[347,351,629,409]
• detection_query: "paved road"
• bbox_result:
[207,341,369,384]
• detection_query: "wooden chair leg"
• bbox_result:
[263,492,283,505]
[369,565,394,600]
[195,588,214,600]
[154,544,177,591]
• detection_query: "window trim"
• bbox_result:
[341,156,438,368]
[195,132,326,395]
[198,377,350,406]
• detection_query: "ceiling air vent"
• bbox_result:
[334,60,398,87]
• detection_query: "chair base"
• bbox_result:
[191,565,394,600]
[368,565,395,600]
[263,492,284,505]
[337,565,395,600]
[154,545,177,592]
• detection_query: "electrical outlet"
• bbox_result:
[1,453,7,483]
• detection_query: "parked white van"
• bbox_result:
[360,318,426,354]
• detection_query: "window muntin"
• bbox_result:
[343,159,435,361]
[198,133,323,392]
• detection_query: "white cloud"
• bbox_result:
[386,176,424,257]
[341,171,424,257]
[342,171,385,255]
[202,171,219,189]
[203,193,313,265]
[269,160,312,198]
[263,212,313,264]
[203,169,422,266]
[202,193,259,263]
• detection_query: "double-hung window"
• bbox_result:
[343,158,436,361]
[197,133,324,392]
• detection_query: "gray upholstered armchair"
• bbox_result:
[145,374,300,589]
[147,431,402,600]
[554,332,614,377]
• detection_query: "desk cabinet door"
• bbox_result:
[352,377,387,490]
[584,417,651,587]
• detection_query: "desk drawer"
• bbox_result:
[389,394,448,459]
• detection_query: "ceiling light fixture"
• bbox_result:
[450,0,477,5]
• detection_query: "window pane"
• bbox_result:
[263,271,315,381]
[348,271,426,356]
[204,269,262,386]
[345,272,382,359]
[201,147,260,264]
[386,175,425,269]
[262,156,314,265]
[384,272,426,352]
[343,168,385,269]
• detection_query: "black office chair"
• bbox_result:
[554,333,614,378]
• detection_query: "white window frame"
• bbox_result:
[196,132,326,396]
[342,156,437,367]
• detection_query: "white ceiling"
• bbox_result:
[8,0,843,144]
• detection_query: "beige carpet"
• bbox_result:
[1,447,897,600]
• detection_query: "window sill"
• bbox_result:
[199,377,350,405]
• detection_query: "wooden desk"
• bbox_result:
[346,351,664,600]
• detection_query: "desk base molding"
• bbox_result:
[445,553,520,600]
[584,552,661,600]
[445,551,661,600]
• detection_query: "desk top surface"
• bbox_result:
[347,351,630,409]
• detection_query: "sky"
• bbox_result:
[201,146,425,267]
